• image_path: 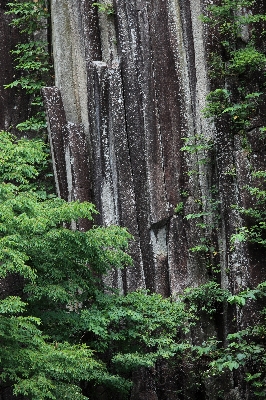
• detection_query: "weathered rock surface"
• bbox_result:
[48,0,214,297]
[43,2,266,397]
[2,0,266,398]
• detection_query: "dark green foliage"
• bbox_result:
[180,2,266,397]
[203,0,266,137]
[7,130,266,398]
[6,0,49,34]
[79,290,187,368]
[205,283,266,397]
[184,282,229,316]
[0,131,134,398]
[231,171,266,247]
[201,0,265,45]
[5,0,52,132]
[2,125,266,398]
[92,2,115,16]
[0,131,199,399]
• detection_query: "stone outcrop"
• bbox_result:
[42,3,266,396]
[44,0,215,297]
[2,0,266,398]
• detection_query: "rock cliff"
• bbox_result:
[1,0,266,398]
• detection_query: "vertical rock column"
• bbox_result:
[42,86,92,233]
[47,0,216,296]
[64,121,92,230]
[42,87,68,200]
[87,60,145,291]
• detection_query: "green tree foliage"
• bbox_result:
[0,131,131,398]
[92,2,115,15]
[202,0,266,135]
[0,131,194,399]
[231,171,266,248]
[5,0,52,132]
[2,128,266,398]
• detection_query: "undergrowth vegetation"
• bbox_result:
[179,0,266,397]
[5,0,52,133]
[0,131,185,399]
[1,129,266,398]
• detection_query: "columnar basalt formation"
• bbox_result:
[43,0,216,297]
[1,0,266,398]
[41,0,266,305]
[41,4,266,394]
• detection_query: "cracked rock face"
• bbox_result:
[47,0,213,296]
[2,0,266,397]
[45,6,266,396]
[44,0,266,305]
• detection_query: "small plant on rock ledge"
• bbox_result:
[92,2,115,16]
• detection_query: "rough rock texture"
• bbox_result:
[43,1,266,397]
[2,0,266,398]
[48,0,214,297]
[42,86,92,231]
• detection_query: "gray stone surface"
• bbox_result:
[42,87,68,200]
[45,0,266,302]
[40,1,266,397]
[1,0,266,397]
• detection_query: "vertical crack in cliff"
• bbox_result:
[116,24,145,292]
[146,2,168,214]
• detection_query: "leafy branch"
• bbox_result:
[5,0,52,133]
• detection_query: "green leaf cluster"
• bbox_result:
[202,0,266,136]
[92,2,115,16]
[0,131,131,398]
[0,131,201,399]
[6,1,52,132]
[231,171,266,248]
[6,1,49,34]
[201,0,265,43]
